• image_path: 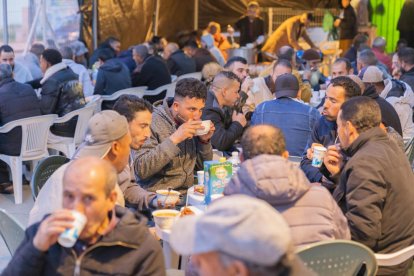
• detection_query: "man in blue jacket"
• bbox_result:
[300,76,360,184]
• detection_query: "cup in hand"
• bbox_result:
[58,210,87,248]
[312,146,327,168]
[195,120,211,136]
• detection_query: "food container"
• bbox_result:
[152,209,180,230]
[156,189,180,209]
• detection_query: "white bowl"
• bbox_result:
[153,209,180,230]
[156,189,181,208]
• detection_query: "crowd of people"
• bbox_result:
[0,1,414,275]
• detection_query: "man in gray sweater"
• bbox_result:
[134,78,214,193]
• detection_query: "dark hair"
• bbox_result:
[273,59,292,71]
[358,49,377,66]
[113,95,153,122]
[30,43,45,57]
[307,13,314,22]
[334,58,352,71]
[41,48,62,65]
[0,45,14,54]
[353,34,369,50]
[340,96,381,133]
[397,47,414,65]
[329,76,361,99]
[241,125,286,160]
[98,48,115,62]
[175,78,207,100]
[224,56,247,69]
[277,46,294,61]
[184,40,199,49]
[151,35,162,44]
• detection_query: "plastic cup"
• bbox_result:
[197,170,205,185]
[58,210,87,248]
[195,120,211,136]
[312,146,327,168]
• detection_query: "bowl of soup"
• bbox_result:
[156,189,181,209]
[152,209,180,230]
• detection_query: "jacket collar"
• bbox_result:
[0,77,14,88]
[40,62,68,84]
[343,127,386,157]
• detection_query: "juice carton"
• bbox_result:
[204,160,232,204]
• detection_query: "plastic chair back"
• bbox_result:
[30,155,70,199]
[175,72,202,82]
[0,209,25,256]
[101,86,147,109]
[296,240,378,276]
[404,137,414,166]
[85,95,102,114]
[144,83,173,103]
[0,114,57,161]
[375,244,414,267]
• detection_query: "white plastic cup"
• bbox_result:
[58,210,87,248]
[197,170,205,186]
[195,120,211,136]
[312,146,327,168]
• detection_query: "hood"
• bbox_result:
[152,98,176,128]
[362,84,379,99]
[102,205,149,246]
[100,59,124,73]
[382,79,414,108]
[224,155,311,205]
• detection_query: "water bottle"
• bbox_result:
[229,151,241,174]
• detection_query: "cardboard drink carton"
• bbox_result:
[204,160,232,204]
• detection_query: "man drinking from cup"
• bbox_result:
[300,76,361,187]
[135,78,214,194]
[2,157,165,275]
[322,97,414,276]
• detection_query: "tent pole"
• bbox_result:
[2,0,9,45]
[194,0,198,30]
[154,0,160,35]
[23,0,42,55]
[92,0,98,50]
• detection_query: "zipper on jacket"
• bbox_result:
[71,241,139,276]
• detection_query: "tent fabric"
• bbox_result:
[79,0,339,51]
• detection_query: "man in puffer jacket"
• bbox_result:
[224,125,350,247]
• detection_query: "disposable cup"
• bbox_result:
[312,146,327,168]
[58,210,87,248]
[195,120,211,136]
[197,171,205,185]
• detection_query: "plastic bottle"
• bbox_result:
[228,151,241,174]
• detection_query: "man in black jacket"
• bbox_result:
[2,157,165,275]
[234,1,265,47]
[131,44,171,90]
[398,46,414,91]
[334,0,357,55]
[94,48,131,96]
[202,71,246,152]
[324,97,414,275]
[39,49,85,139]
[0,64,41,193]
[163,43,196,76]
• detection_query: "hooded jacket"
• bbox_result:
[381,79,414,138]
[400,66,414,93]
[94,58,131,96]
[224,154,350,248]
[134,98,213,192]
[330,127,414,275]
[363,84,403,136]
[3,206,165,276]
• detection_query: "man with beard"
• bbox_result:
[300,76,361,184]
[0,45,33,83]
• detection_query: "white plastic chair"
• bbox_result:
[375,244,414,267]
[175,72,202,82]
[0,114,57,204]
[144,83,174,97]
[47,105,96,158]
[101,86,147,109]
[85,95,102,114]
